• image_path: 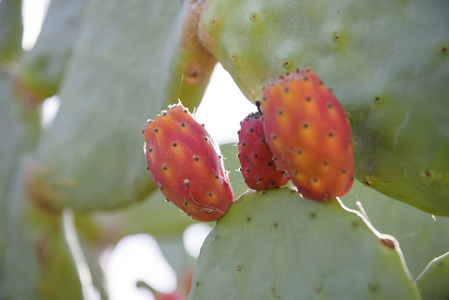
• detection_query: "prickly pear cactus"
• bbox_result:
[189,189,421,299]
[198,0,449,216]
[416,251,449,300]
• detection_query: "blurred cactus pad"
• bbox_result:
[0,0,448,299]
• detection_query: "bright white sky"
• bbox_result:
[22,1,254,299]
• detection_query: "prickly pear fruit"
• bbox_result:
[142,104,233,222]
[237,111,289,190]
[263,69,354,201]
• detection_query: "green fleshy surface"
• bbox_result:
[189,188,421,299]
[19,0,89,99]
[28,0,190,211]
[0,0,23,62]
[416,251,449,300]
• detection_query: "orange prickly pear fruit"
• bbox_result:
[262,69,354,201]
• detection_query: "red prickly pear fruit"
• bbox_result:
[237,111,289,190]
[142,104,233,221]
[262,69,354,201]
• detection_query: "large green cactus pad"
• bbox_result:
[416,251,449,300]
[199,0,449,216]
[189,189,420,299]
[26,0,213,211]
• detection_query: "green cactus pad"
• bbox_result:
[18,0,88,100]
[341,181,449,279]
[0,71,42,299]
[189,189,420,299]
[26,0,202,211]
[1,174,82,300]
[0,0,23,62]
[199,0,449,216]
[0,71,81,298]
[416,251,449,300]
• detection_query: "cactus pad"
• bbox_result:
[189,188,420,299]
[25,0,194,211]
[199,0,449,215]
[416,251,449,300]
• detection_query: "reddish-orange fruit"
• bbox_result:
[262,69,354,201]
[237,111,289,190]
[142,104,233,221]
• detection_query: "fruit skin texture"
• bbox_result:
[143,104,233,222]
[237,112,289,190]
[263,69,354,201]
